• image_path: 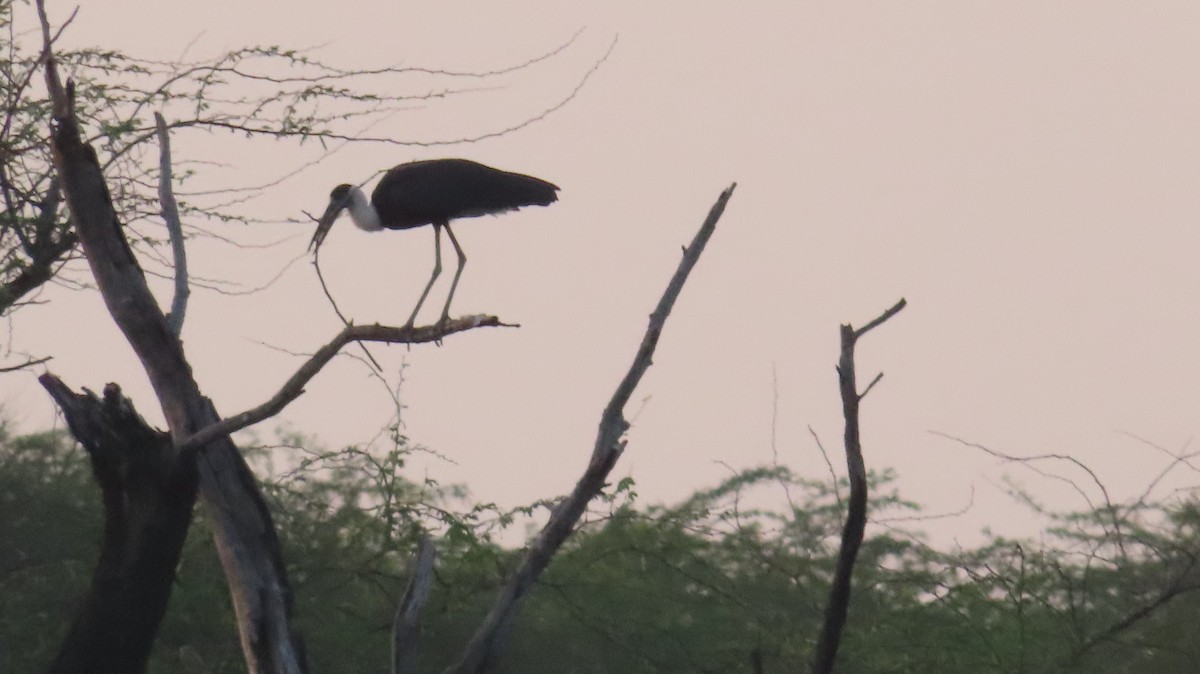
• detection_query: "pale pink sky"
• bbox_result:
[7,3,1200,541]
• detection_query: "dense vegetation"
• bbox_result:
[3,424,1197,673]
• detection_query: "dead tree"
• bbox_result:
[445,186,735,674]
[39,377,197,674]
[811,299,906,674]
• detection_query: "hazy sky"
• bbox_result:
[7,2,1200,542]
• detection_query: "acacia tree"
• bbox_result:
[1,0,599,350]
[25,3,733,673]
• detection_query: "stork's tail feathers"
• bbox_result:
[506,173,559,208]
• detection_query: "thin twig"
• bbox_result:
[770,364,798,515]
[930,431,1126,558]
[875,485,976,523]
[0,354,52,372]
[809,425,843,510]
[1117,431,1200,475]
[312,245,383,372]
[172,36,619,149]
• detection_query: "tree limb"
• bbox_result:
[181,315,512,450]
[156,112,188,336]
[445,183,736,674]
[811,298,905,674]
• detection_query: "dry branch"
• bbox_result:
[156,112,188,336]
[811,297,905,674]
[931,431,1126,554]
[182,315,512,450]
[0,354,52,372]
[445,183,736,674]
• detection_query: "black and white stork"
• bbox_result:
[310,158,559,327]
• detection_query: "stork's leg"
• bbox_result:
[405,223,443,328]
[438,223,467,324]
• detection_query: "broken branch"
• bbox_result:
[812,298,906,674]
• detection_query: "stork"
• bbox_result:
[310,158,559,327]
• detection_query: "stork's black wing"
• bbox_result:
[370,159,559,230]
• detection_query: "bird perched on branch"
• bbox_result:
[310,158,559,327]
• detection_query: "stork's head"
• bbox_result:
[309,184,354,252]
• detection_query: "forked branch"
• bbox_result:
[811,297,906,674]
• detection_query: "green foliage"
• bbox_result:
[4,422,1200,673]
[498,468,907,673]
[0,425,100,672]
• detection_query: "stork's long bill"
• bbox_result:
[309,188,351,252]
[310,184,383,252]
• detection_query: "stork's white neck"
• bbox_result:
[345,186,382,232]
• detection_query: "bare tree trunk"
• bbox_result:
[39,376,197,674]
[36,7,309,670]
[811,299,905,674]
